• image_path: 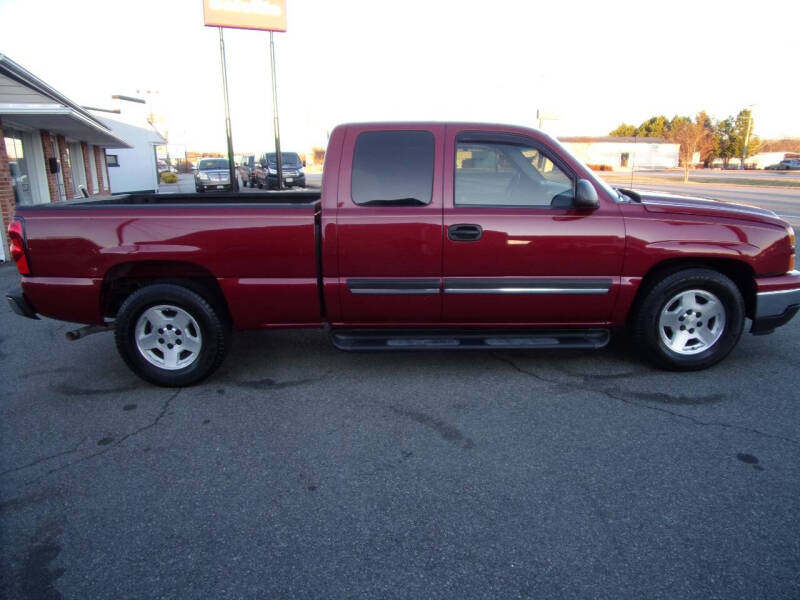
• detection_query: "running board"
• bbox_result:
[331,328,610,351]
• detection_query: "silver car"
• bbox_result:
[194,158,232,192]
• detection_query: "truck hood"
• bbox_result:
[637,190,786,227]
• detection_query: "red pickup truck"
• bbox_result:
[6,122,799,386]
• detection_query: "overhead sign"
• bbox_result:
[203,0,287,32]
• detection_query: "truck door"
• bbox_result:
[335,124,445,324]
[442,126,625,325]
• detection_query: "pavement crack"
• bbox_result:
[19,389,182,485]
[0,437,87,477]
[490,352,551,383]
[490,353,800,448]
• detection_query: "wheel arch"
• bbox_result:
[629,258,757,324]
[101,260,231,324]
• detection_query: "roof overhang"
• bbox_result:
[0,103,131,148]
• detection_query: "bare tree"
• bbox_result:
[668,113,714,183]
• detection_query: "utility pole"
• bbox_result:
[741,108,754,170]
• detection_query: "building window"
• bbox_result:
[4,132,34,205]
[4,130,51,205]
[50,136,67,201]
[620,153,630,167]
[106,154,120,167]
[88,145,99,192]
[100,150,109,191]
[68,142,87,198]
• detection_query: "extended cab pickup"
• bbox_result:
[6,122,800,386]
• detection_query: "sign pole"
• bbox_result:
[218,27,238,191]
[269,31,283,189]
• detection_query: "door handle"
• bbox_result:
[448,224,483,242]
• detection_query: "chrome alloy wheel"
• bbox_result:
[134,305,203,370]
[658,289,726,355]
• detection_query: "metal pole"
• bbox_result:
[270,31,283,189]
[219,27,238,191]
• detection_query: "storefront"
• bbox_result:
[1,53,129,261]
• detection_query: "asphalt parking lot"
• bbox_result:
[1,220,799,599]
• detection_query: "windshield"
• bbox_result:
[266,152,301,166]
[198,159,228,170]
[546,137,623,200]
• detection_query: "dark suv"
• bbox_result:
[194,158,231,192]
[255,152,306,189]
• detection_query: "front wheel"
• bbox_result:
[631,268,745,370]
[115,284,230,386]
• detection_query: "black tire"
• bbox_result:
[115,284,230,386]
[257,181,263,189]
[630,268,745,370]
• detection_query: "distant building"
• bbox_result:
[558,136,680,171]
[87,96,166,194]
[1,53,130,261]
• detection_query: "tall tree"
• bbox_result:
[636,115,671,138]
[731,109,760,163]
[609,123,636,137]
[712,118,736,168]
[667,113,714,183]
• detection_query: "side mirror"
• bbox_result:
[574,179,599,209]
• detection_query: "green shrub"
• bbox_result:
[160,171,178,183]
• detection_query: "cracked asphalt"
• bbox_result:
[1,259,799,599]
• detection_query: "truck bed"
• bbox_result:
[15,191,324,329]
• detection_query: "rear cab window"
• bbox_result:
[351,131,435,206]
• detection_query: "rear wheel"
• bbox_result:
[115,284,230,386]
[631,268,745,370]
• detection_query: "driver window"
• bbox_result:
[455,142,574,207]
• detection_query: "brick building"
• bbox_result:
[1,53,129,261]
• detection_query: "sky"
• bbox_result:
[1,0,797,155]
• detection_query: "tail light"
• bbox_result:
[788,226,796,272]
[7,218,31,276]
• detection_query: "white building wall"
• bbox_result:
[561,141,680,171]
[99,117,162,193]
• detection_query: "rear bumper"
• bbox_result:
[751,271,800,334]
[266,174,305,187]
[6,291,39,319]
[198,182,232,191]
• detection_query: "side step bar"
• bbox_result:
[331,328,610,351]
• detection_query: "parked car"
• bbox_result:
[6,122,799,386]
[157,160,178,174]
[779,159,800,170]
[765,159,800,170]
[255,152,305,189]
[193,158,231,192]
[238,155,257,187]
